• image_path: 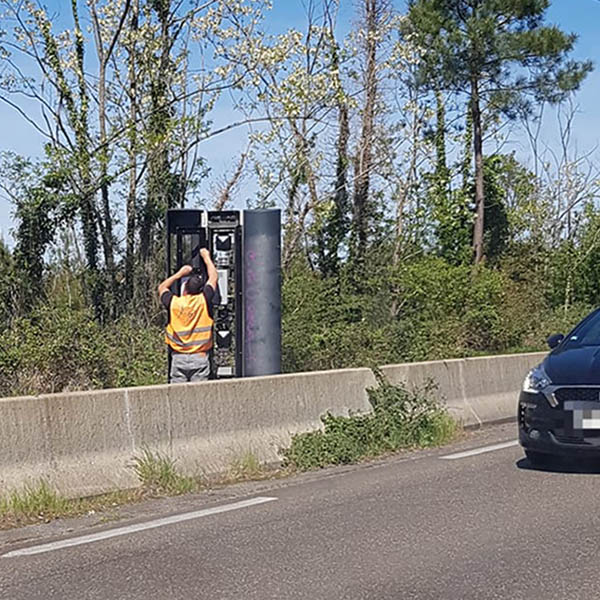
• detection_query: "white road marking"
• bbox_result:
[440,440,519,460]
[2,496,277,559]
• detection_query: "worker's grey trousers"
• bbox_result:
[170,353,210,383]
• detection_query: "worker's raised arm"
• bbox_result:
[200,248,218,291]
[158,265,192,299]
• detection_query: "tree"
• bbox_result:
[0,0,271,314]
[350,0,386,266]
[405,0,593,263]
[314,17,351,278]
[427,90,472,265]
[0,153,70,310]
[0,238,16,328]
[383,29,437,262]
[480,155,510,263]
[227,0,350,271]
[89,0,132,313]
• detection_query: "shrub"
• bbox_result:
[0,254,591,397]
[282,371,458,471]
[281,256,580,374]
[0,304,165,398]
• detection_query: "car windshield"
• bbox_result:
[565,310,600,347]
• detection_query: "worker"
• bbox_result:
[158,248,218,383]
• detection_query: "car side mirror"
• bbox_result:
[547,333,564,349]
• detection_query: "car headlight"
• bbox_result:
[522,365,552,393]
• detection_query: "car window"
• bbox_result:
[565,310,600,347]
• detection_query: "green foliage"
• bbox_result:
[427,91,473,265]
[0,2,595,400]
[0,481,70,522]
[428,182,473,265]
[131,448,196,496]
[0,152,82,312]
[489,154,544,261]
[0,240,16,328]
[481,156,510,263]
[313,194,351,278]
[405,0,592,112]
[106,316,166,388]
[282,254,577,374]
[282,372,458,471]
[228,451,265,481]
[0,482,151,529]
[0,302,165,398]
[282,260,404,371]
[12,185,60,292]
[390,257,510,356]
[0,305,108,396]
[406,0,592,264]
[0,241,593,399]
[429,151,537,266]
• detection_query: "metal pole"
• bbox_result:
[242,209,281,376]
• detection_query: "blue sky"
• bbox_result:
[1,0,599,244]
[539,0,600,145]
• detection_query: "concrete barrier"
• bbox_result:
[0,352,545,498]
[0,369,376,497]
[381,352,546,427]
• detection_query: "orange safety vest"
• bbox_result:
[165,294,214,354]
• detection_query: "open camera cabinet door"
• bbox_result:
[166,210,209,381]
[165,208,281,381]
[166,209,242,381]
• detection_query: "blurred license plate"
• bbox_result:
[564,401,600,430]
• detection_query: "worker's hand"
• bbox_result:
[178,265,193,277]
[200,248,211,260]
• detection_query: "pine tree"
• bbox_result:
[405,0,593,263]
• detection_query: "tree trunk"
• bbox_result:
[471,76,485,264]
[435,90,447,175]
[394,103,419,264]
[328,100,349,274]
[352,0,378,265]
[96,53,118,315]
[141,5,171,268]
[91,0,131,314]
[71,0,102,315]
[462,100,473,190]
[125,0,139,302]
[282,165,302,271]
[316,32,349,278]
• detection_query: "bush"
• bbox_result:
[0,304,165,397]
[0,253,592,397]
[282,256,583,374]
[282,371,458,471]
[282,262,407,372]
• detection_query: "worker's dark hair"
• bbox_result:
[185,274,204,295]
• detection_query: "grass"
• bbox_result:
[130,448,197,496]
[0,481,70,522]
[0,482,142,530]
[0,449,276,530]
[227,450,267,481]
[0,449,199,530]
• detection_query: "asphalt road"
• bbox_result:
[3,422,600,600]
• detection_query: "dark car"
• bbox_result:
[519,307,600,467]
